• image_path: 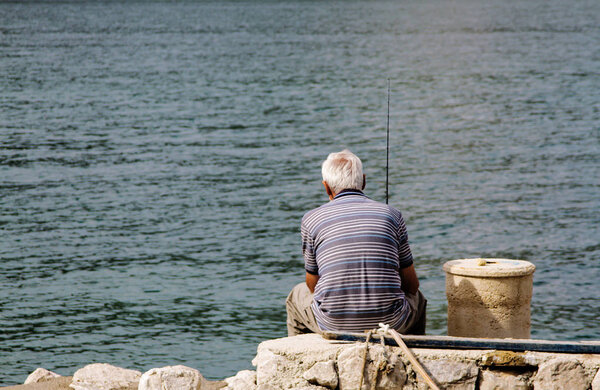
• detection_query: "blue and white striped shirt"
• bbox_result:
[302,190,414,332]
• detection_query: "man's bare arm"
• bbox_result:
[399,264,420,295]
[306,272,319,293]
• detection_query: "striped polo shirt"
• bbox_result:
[301,190,414,332]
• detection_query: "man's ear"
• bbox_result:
[362,174,366,190]
[322,181,335,200]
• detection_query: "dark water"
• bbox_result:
[1,0,599,385]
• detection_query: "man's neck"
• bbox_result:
[333,189,364,199]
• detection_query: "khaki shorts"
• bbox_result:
[285,282,427,337]
[285,282,321,337]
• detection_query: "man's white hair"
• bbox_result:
[321,150,364,194]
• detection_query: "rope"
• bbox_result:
[369,332,388,390]
[378,328,393,375]
[358,324,441,390]
[377,323,441,390]
[358,330,373,390]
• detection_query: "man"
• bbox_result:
[286,150,426,336]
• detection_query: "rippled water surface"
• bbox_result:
[1,0,599,385]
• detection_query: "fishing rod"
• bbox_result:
[385,79,390,205]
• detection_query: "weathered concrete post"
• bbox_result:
[444,258,535,339]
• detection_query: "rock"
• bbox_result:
[255,386,325,390]
[255,385,277,390]
[247,334,600,390]
[253,349,301,388]
[14,376,74,390]
[337,344,407,390]
[252,334,362,388]
[252,335,348,389]
[533,358,589,390]
[303,361,338,389]
[336,344,372,390]
[253,334,344,366]
[416,359,478,390]
[139,365,204,390]
[70,363,141,390]
[225,370,257,390]
[204,379,229,390]
[479,370,530,390]
[25,368,61,384]
[377,359,408,390]
[592,368,600,390]
[480,351,530,367]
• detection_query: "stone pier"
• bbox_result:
[230,334,600,390]
[8,334,600,390]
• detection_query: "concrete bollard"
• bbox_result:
[444,258,535,339]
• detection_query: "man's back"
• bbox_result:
[302,190,414,332]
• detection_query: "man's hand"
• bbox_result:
[306,272,319,293]
[399,264,420,295]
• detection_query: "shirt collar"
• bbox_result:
[333,189,366,200]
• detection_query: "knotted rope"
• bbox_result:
[358,330,373,390]
[357,327,393,390]
[357,324,440,390]
[377,323,441,390]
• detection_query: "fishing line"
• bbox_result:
[386,79,390,205]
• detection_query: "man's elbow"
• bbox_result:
[399,264,420,295]
[403,278,419,295]
[305,272,319,293]
[408,280,419,294]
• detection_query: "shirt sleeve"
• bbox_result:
[396,212,414,269]
[301,218,318,275]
